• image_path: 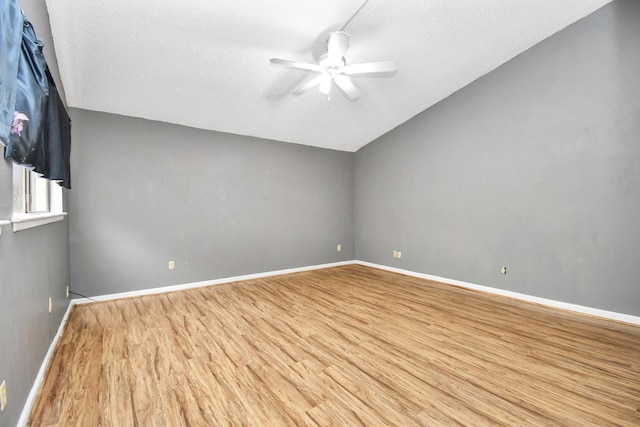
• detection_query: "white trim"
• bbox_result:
[11,164,66,232]
[19,260,639,424]
[354,261,640,326]
[17,300,76,427]
[20,262,351,423]
[11,212,66,232]
[73,260,355,304]
[72,259,640,325]
[12,164,27,214]
[50,182,63,213]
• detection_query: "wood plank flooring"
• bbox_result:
[29,265,640,426]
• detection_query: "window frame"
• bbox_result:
[25,168,52,213]
[11,165,66,232]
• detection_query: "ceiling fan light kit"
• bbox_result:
[270,29,396,101]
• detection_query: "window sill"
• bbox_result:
[11,212,67,232]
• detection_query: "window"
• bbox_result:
[11,164,66,231]
[25,168,51,213]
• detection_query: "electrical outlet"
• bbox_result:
[501,266,507,275]
[337,244,342,252]
[393,250,398,258]
[48,297,53,314]
[1,380,7,412]
[397,251,402,259]
[168,260,175,270]
[66,286,70,298]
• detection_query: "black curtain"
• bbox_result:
[1,2,71,189]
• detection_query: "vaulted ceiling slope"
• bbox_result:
[45,0,611,152]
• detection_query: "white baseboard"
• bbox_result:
[354,260,640,326]
[74,259,640,326]
[18,260,639,424]
[18,261,353,424]
[73,260,355,304]
[17,300,76,427]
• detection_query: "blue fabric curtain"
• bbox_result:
[1,0,71,189]
[0,0,23,143]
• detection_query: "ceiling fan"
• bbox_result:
[270,31,396,101]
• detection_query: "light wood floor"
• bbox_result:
[29,265,640,426]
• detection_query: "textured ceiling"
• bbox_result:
[45,0,611,152]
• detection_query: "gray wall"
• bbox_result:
[2,1,638,424]
[0,216,69,427]
[0,1,70,426]
[68,109,354,297]
[355,0,640,316]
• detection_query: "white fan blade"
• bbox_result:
[343,61,396,76]
[270,58,322,73]
[293,74,325,95]
[334,75,361,101]
[327,31,350,64]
